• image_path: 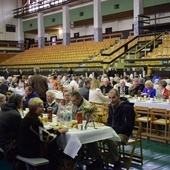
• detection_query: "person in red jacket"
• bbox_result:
[158,80,169,99]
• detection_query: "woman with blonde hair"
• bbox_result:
[142,80,156,98]
[89,79,109,103]
[18,97,68,170]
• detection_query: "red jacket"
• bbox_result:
[162,88,169,99]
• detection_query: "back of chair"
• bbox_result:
[134,106,150,118]
[90,102,109,123]
[150,108,167,121]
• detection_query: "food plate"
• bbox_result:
[44,124,52,130]
[87,122,104,127]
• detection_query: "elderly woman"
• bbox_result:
[45,90,58,114]
[142,80,156,98]
[89,79,109,104]
[17,97,68,170]
[158,80,169,99]
[57,91,72,120]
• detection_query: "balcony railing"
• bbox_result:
[13,0,79,18]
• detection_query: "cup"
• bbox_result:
[78,124,83,131]
[83,120,87,129]
[137,97,141,101]
[150,98,154,102]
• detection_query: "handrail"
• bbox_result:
[0,42,25,48]
[30,33,122,48]
[134,32,164,58]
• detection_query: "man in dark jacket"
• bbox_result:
[0,94,23,150]
[28,67,48,102]
[117,79,129,95]
[23,86,39,108]
[79,79,91,100]
[105,89,135,170]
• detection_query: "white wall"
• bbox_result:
[70,18,133,37]
[0,0,18,41]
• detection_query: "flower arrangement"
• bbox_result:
[81,106,97,114]
[81,106,97,130]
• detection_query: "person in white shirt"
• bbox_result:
[89,79,109,104]
[70,76,79,90]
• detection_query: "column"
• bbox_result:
[93,0,102,42]
[133,0,143,36]
[62,5,70,46]
[18,18,24,50]
[38,12,45,48]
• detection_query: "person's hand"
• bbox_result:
[58,127,68,134]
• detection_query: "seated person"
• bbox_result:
[0,94,23,151]
[23,86,39,108]
[142,80,156,98]
[89,79,109,104]
[71,91,91,120]
[70,91,102,164]
[158,80,169,99]
[79,79,91,101]
[0,93,6,110]
[104,89,135,170]
[44,90,58,115]
[5,90,13,101]
[117,79,129,95]
[100,78,113,95]
[129,79,143,97]
[57,91,72,120]
[17,97,68,170]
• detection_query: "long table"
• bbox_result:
[57,126,120,158]
[130,99,170,110]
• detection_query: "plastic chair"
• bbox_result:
[16,155,49,170]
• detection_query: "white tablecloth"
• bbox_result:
[13,89,25,95]
[130,99,170,110]
[54,91,63,99]
[57,126,120,158]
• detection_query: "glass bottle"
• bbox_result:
[77,111,83,124]
[138,90,141,97]
[47,107,52,122]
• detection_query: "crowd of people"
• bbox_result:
[0,67,170,170]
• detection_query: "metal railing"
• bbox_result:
[13,0,79,18]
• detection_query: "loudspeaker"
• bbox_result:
[74,32,79,38]
[105,27,112,34]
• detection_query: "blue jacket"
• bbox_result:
[25,92,39,107]
[142,88,156,98]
